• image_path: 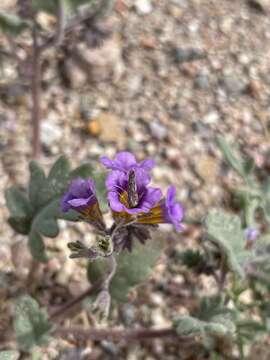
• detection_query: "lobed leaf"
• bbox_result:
[0,11,30,36]
[5,187,32,220]
[14,295,52,351]
[206,209,252,277]
[0,351,19,360]
[28,230,48,263]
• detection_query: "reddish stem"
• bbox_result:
[31,24,42,159]
[55,325,191,343]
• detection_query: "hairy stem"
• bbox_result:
[50,280,103,320]
[40,0,66,51]
[55,326,190,343]
[31,24,42,159]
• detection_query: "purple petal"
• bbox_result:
[61,192,73,212]
[115,152,137,170]
[68,195,94,208]
[100,156,114,169]
[139,158,156,171]
[106,170,127,190]
[108,191,125,212]
[140,187,163,211]
[134,168,151,189]
[166,185,176,206]
[70,179,90,198]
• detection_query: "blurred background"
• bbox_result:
[1,0,270,358]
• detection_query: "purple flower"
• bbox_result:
[100,152,155,174]
[244,227,260,242]
[61,178,97,212]
[106,169,162,215]
[61,178,105,230]
[162,186,184,231]
[137,186,184,231]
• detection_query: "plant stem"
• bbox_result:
[50,280,103,320]
[31,23,42,159]
[103,254,117,290]
[55,325,191,343]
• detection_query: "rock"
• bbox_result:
[194,156,219,183]
[125,73,143,97]
[87,120,102,137]
[59,58,88,89]
[167,4,183,18]
[149,122,168,140]
[203,111,220,125]
[91,112,126,146]
[220,74,246,96]
[41,119,62,147]
[11,240,31,278]
[134,0,153,14]
[121,304,136,325]
[195,73,210,89]
[247,0,270,13]
[72,36,125,84]
[172,47,206,64]
[245,80,262,99]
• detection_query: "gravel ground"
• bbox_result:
[1,0,270,358]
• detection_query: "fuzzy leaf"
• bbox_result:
[32,0,97,14]
[48,156,70,197]
[70,163,93,179]
[14,295,52,351]
[8,217,31,235]
[217,136,245,178]
[206,209,251,277]
[0,351,19,360]
[5,187,32,219]
[88,235,165,302]
[29,161,53,210]
[0,11,30,36]
[28,231,48,263]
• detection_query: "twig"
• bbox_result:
[31,23,42,159]
[55,325,191,343]
[50,280,103,320]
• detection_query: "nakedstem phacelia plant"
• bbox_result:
[61,152,184,254]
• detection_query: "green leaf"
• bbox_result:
[175,297,237,339]
[93,171,108,213]
[217,136,246,178]
[206,209,251,277]
[32,0,59,14]
[29,161,53,210]
[32,199,61,238]
[244,158,255,176]
[88,235,165,302]
[14,295,52,351]
[48,156,70,197]
[70,163,93,179]
[5,187,32,219]
[32,0,97,15]
[0,11,30,36]
[28,231,48,263]
[8,217,31,235]
[0,351,19,360]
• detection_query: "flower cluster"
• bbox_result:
[61,152,184,251]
